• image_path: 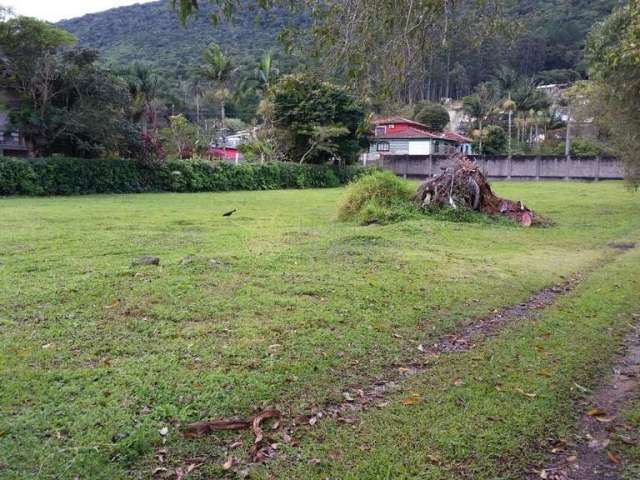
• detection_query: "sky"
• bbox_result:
[3,0,157,23]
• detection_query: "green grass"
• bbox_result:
[265,245,640,480]
[619,399,640,480]
[0,181,639,479]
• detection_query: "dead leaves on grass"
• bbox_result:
[607,450,622,465]
[586,407,614,423]
[401,393,422,406]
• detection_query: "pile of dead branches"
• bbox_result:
[413,154,537,226]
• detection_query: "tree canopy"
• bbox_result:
[266,74,365,164]
[414,102,450,132]
[0,16,141,158]
[587,0,640,185]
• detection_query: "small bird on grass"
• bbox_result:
[223,209,237,217]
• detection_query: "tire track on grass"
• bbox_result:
[176,251,627,476]
[530,316,640,480]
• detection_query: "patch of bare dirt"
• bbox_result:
[531,317,640,480]
[608,242,637,252]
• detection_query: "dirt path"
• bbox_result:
[309,274,583,423]
[531,318,640,480]
[178,254,629,476]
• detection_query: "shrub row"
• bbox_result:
[0,157,371,196]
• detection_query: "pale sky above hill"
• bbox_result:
[3,0,157,22]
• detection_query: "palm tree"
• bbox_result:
[199,43,235,130]
[126,63,160,134]
[237,50,279,108]
[492,66,519,97]
[255,50,278,96]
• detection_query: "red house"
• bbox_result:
[368,116,473,157]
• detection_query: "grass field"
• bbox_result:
[1,181,639,479]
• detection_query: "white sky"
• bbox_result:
[3,0,158,22]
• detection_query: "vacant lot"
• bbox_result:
[1,182,639,479]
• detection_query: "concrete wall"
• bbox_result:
[373,154,624,181]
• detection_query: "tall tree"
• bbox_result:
[265,74,365,164]
[124,63,160,134]
[172,0,512,107]
[199,42,235,141]
[587,0,640,186]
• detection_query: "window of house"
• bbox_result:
[377,141,390,152]
[434,141,440,153]
[375,126,386,136]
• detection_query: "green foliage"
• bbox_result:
[463,83,500,128]
[587,0,640,185]
[534,69,581,84]
[0,15,76,60]
[338,170,417,224]
[413,102,450,132]
[0,156,368,196]
[569,137,609,156]
[160,114,199,159]
[473,125,507,155]
[510,78,551,113]
[58,1,301,81]
[267,74,366,164]
[58,0,619,110]
[0,17,142,158]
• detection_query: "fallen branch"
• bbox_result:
[183,409,282,463]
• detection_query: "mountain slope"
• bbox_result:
[57,1,301,76]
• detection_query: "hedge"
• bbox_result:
[0,157,374,196]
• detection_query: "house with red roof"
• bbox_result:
[367,116,473,159]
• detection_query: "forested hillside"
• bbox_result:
[58,1,304,77]
[508,0,623,75]
[58,0,618,93]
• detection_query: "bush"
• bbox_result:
[0,156,373,196]
[338,170,418,224]
[413,102,450,132]
[474,125,507,154]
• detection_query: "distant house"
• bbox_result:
[224,130,252,148]
[207,129,251,163]
[207,145,243,163]
[365,116,473,163]
[0,91,30,157]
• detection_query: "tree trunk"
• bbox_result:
[565,107,572,157]
[221,100,226,151]
[508,111,512,155]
